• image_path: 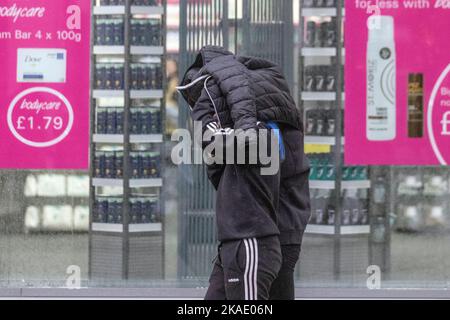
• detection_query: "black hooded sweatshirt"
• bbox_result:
[180,46,310,244]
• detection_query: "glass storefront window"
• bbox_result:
[0,0,449,298]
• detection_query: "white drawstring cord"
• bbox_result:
[177,74,224,130]
[204,75,223,129]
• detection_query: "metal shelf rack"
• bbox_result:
[89,0,167,281]
[298,0,372,282]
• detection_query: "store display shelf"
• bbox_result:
[342,180,371,189]
[301,8,345,17]
[93,134,163,144]
[92,222,162,233]
[301,48,345,57]
[305,224,370,235]
[93,90,164,99]
[93,6,164,16]
[131,6,164,15]
[92,178,163,188]
[302,8,336,16]
[301,92,345,101]
[93,46,164,55]
[130,223,162,232]
[305,136,344,145]
[25,196,88,206]
[131,46,164,55]
[309,180,371,189]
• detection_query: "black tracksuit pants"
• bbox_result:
[205,236,282,300]
[269,244,301,300]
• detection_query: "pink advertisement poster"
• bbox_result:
[0,0,90,169]
[345,0,450,165]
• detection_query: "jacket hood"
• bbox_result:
[179,46,233,106]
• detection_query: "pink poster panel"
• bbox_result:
[345,0,450,165]
[0,1,90,169]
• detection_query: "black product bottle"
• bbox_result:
[139,64,149,90]
[105,19,114,45]
[131,20,139,45]
[97,108,108,134]
[326,109,336,136]
[305,109,316,135]
[156,64,163,89]
[116,109,124,134]
[325,67,336,92]
[305,21,316,47]
[313,22,324,47]
[142,152,151,178]
[151,109,161,133]
[95,19,105,45]
[303,66,315,92]
[130,152,143,178]
[95,65,106,89]
[105,64,115,90]
[94,151,104,178]
[104,152,115,178]
[113,19,124,45]
[95,198,108,223]
[131,64,139,90]
[151,20,161,46]
[113,65,124,90]
[130,108,141,134]
[129,199,137,224]
[115,151,124,179]
[140,108,150,134]
[359,189,369,225]
[142,200,152,223]
[315,66,325,91]
[346,189,360,225]
[145,64,156,89]
[315,109,325,136]
[325,19,337,47]
[114,199,124,224]
[106,108,117,134]
[150,152,161,178]
[139,21,148,46]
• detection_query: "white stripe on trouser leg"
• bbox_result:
[247,239,254,300]
[243,239,250,300]
[252,238,258,300]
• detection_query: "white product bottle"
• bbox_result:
[366,15,396,141]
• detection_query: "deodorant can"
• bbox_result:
[366,15,397,141]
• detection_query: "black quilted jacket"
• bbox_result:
[180,46,310,244]
[180,46,302,131]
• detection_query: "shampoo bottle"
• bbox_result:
[366,15,396,141]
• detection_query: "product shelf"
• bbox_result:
[301,48,345,57]
[93,134,164,144]
[93,90,164,99]
[302,8,336,17]
[92,178,163,188]
[305,224,371,235]
[92,222,162,233]
[90,0,166,280]
[301,92,345,101]
[301,8,345,17]
[305,136,345,145]
[93,6,164,16]
[93,46,164,55]
[25,196,88,205]
[309,180,371,190]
